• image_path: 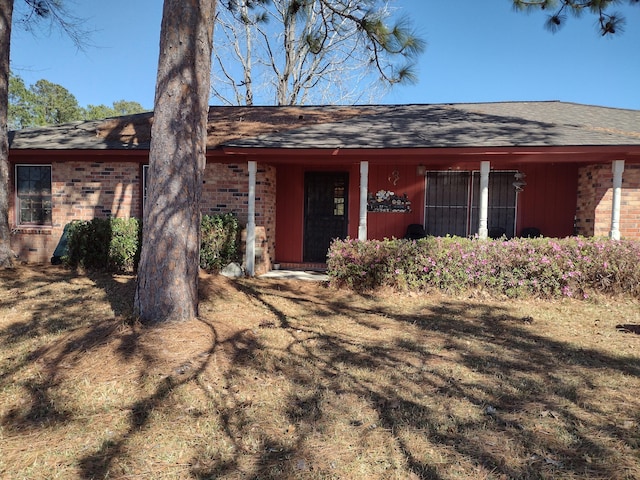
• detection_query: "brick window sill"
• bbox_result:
[12,227,53,235]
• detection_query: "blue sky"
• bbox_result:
[9,0,640,111]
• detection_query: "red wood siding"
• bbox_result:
[275,162,423,263]
[275,161,582,264]
[276,167,305,263]
[366,163,424,240]
[516,163,578,238]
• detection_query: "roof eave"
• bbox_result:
[219,144,640,164]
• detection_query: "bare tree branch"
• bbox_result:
[211,0,425,105]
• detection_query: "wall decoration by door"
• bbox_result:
[367,190,412,213]
[388,170,400,186]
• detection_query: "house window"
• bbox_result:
[333,185,345,216]
[425,171,517,237]
[142,164,149,208]
[15,165,52,226]
[425,172,471,237]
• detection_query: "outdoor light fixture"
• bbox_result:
[513,172,527,192]
[416,165,426,176]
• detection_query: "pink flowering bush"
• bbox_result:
[325,238,394,291]
[327,236,640,298]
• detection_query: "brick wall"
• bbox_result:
[54,162,143,222]
[10,160,278,269]
[575,165,599,237]
[576,164,640,238]
[619,165,640,238]
[10,161,142,263]
[256,164,277,269]
[201,163,277,272]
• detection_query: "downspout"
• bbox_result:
[478,161,490,240]
[359,161,368,241]
[246,161,257,275]
[609,160,624,241]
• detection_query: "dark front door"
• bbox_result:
[304,172,349,262]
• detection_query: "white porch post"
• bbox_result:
[478,161,490,240]
[609,160,625,241]
[359,161,369,241]
[246,161,257,275]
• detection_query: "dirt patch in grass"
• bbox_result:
[1,265,640,479]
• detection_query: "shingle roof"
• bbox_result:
[8,101,640,151]
[8,114,153,150]
[8,106,370,150]
[225,102,640,149]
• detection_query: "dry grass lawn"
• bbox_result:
[1,265,640,479]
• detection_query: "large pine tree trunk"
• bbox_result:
[0,0,15,268]
[135,0,216,323]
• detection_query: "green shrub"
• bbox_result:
[200,213,240,272]
[327,236,640,298]
[64,220,92,268]
[109,218,142,271]
[64,218,141,272]
[63,214,241,273]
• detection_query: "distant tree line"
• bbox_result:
[8,71,146,129]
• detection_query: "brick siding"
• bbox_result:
[10,160,277,268]
[576,164,640,238]
[202,163,277,272]
[10,161,142,263]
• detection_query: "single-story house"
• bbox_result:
[8,101,640,274]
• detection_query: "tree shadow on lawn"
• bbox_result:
[388,301,640,478]
[75,320,220,480]
[0,266,136,345]
[2,269,639,479]
[0,266,261,479]
[203,280,640,479]
[0,266,139,431]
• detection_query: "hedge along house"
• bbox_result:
[8,101,640,274]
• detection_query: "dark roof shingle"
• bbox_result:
[9,101,640,151]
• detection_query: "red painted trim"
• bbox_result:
[219,145,640,163]
[9,150,149,161]
[11,145,640,165]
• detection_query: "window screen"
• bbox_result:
[425,170,517,237]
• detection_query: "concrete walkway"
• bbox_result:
[259,270,329,281]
